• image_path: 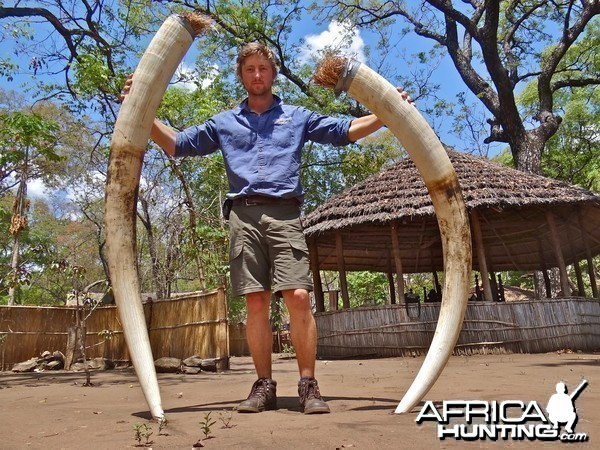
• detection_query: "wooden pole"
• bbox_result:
[536,236,552,298]
[335,232,350,308]
[470,210,494,301]
[568,223,585,296]
[387,249,396,304]
[390,222,406,304]
[545,210,571,296]
[578,207,598,298]
[308,238,325,312]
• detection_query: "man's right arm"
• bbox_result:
[151,119,177,157]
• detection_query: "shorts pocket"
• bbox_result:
[229,240,244,262]
[288,238,309,258]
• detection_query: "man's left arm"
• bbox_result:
[347,88,414,142]
[348,114,385,142]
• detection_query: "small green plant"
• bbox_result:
[219,409,236,429]
[133,423,153,447]
[158,417,169,435]
[199,411,216,440]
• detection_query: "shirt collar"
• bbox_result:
[238,94,282,114]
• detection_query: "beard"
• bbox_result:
[244,79,273,97]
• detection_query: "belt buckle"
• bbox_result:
[244,197,258,206]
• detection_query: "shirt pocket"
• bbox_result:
[271,118,295,149]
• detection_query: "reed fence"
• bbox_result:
[0,288,230,370]
[315,298,600,358]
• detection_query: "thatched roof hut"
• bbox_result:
[303,149,600,307]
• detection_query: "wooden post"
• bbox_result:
[327,290,339,311]
[470,210,494,301]
[390,222,406,304]
[308,238,325,312]
[335,232,350,308]
[536,237,552,299]
[568,224,586,296]
[387,249,396,304]
[578,207,598,298]
[545,210,571,296]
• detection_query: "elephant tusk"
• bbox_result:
[104,13,210,420]
[313,56,472,414]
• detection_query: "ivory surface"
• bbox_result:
[342,63,472,414]
[105,15,197,420]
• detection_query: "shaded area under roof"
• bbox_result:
[303,149,600,273]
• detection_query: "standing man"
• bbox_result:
[123,42,410,414]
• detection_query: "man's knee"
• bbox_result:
[246,291,271,314]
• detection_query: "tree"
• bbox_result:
[315,0,600,174]
[0,109,61,304]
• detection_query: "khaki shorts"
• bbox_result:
[228,202,313,297]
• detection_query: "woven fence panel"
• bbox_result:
[0,288,230,370]
[316,298,600,358]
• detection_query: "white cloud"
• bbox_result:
[299,21,366,65]
[27,179,47,199]
[173,62,218,91]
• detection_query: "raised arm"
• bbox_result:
[150,119,177,157]
[348,88,413,142]
[348,114,385,142]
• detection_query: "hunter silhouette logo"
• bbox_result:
[546,380,587,435]
[416,379,589,442]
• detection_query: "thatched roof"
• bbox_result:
[303,149,600,274]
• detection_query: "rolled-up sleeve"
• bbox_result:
[305,110,353,147]
[174,119,220,157]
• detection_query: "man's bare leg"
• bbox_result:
[237,290,277,413]
[282,288,316,377]
[282,288,330,413]
[245,290,273,378]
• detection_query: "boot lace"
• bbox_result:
[299,378,322,405]
[248,378,272,400]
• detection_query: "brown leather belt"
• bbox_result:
[232,195,300,206]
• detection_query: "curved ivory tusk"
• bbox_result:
[105,13,210,420]
[313,58,472,414]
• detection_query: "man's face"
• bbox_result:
[240,53,275,96]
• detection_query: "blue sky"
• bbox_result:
[174,17,499,156]
[3,12,501,199]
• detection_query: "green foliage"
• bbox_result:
[133,423,153,447]
[346,271,389,307]
[541,87,600,192]
[199,411,216,440]
[72,52,118,97]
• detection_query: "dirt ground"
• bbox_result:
[1,352,598,449]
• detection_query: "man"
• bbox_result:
[123,42,410,414]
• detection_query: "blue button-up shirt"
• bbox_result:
[174,95,352,199]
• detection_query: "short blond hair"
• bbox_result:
[236,42,280,80]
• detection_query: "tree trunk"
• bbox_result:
[168,160,206,289]
[512,132,544,174]
[139,195,166,300]
[8,158,29,306]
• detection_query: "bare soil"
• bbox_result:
[1,352,598,449]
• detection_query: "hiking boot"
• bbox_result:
[298,377,330,414]
[237,378,277,413]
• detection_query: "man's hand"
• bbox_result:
[396,87,415,107]
[120,73,134,103]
